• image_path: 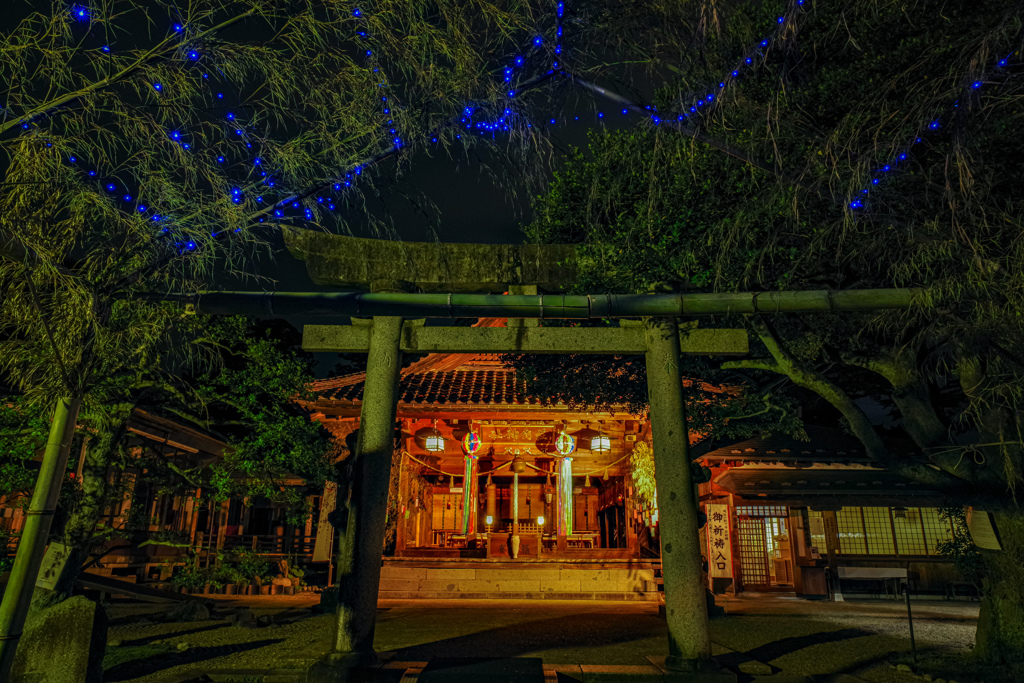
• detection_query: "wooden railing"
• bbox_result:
[195,532,317,558]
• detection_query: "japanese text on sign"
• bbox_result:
[705,503,732,579]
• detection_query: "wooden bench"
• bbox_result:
[945,581,980,600]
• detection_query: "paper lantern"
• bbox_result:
[555,431,576,455]
[462,431,482,454]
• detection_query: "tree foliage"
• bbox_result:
[520,0,1024,660]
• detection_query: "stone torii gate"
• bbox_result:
[182,229,917,680]
[308,314,745,673]
[287,230,745,677]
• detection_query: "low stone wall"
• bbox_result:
[378,561,658,600]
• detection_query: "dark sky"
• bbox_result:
[250,90,642,293]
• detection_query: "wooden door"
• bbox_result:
[737,517,771,589]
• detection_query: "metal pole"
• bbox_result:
[155,288,921,320]
[0,397,81,681]
[644,319,713,671]
[904,575,917,666]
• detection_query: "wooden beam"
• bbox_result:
[303,323,748,356]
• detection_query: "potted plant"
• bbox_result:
[169,562,207,594]
[234,549,271,596]
[216,565,246,595]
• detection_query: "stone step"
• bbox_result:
[379,590,658,601]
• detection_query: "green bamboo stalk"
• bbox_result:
[154,288,922,319]
[0,397,81,680]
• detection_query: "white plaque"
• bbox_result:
[36,542,71,590]
[967,507,1002,550]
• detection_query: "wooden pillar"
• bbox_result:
[644,318,713,671]
[625,484,639,555]
[823,510,842,600]
[395,454,409,556]
[188,489,202,546]
[327,316,403,664]
[216,499,230,550]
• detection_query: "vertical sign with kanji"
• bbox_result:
[705,503,733,579]
[312,481,337,562]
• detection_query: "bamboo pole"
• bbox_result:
[154,288,921,320]
[0,397,81,680]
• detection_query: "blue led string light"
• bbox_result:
[847,50,1017,210]
[48,1,592,244]
[585,0,804,123]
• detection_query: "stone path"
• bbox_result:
[103,594,985,682]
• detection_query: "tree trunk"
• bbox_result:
[974,510,1024,663]
[38,406,133,607]
[0,397,81,681]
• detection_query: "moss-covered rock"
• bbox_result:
[11,595,106,683]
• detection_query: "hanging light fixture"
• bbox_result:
[424,420,445,452]
[591,427,611,453]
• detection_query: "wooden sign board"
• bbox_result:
[705,504,733,579]
[36,542,71,590]
[967,508,1002,551]
[312,481,338,562]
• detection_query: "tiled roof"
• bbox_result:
[714,466,942,503]
[314,368,561,407]
[699,426,873,463]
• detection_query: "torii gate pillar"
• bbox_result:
[313,316,403,676]
[645,318,714,671]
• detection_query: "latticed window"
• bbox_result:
[735,505,787,517]
[863,507,896,555]
[921,507,952,554]
[893,508,927,555]
[806,510,826,552]
[836,508,866,554]
[831,506,953,556]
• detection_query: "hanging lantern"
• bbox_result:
[425,429,445,452]
[555,431,576,455]
[462,431,482,455]
[591,433,611,453]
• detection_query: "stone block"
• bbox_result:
[497,580,542,592]
[417,580,462,592]
[475,569,561,582]
[380,566,427,580]
[377,578,420,592]
[456,580,499,592]
[424,568,476,580]
[569,570,611,583]
[12,595,106,683]
[540,580,582,593]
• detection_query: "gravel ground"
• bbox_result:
[102,594,991,682]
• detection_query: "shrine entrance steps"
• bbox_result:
[378,559,660,601]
